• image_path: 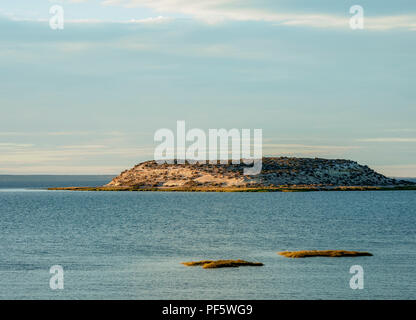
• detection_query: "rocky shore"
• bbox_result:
[49,157,415,192]
[105,157,412,188]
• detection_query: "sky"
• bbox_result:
[0,0,415,176]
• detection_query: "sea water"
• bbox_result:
[0,176,415,299]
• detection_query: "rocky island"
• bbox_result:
[49,157,416,192]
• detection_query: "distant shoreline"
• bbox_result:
[48,185,416,192]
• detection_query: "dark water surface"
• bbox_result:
[0,177,415,299]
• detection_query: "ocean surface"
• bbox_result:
[0,175,415,300]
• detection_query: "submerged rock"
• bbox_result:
[182,259,264,269]
[278,250,373,258]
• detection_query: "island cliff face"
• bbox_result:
[106,157,408,188]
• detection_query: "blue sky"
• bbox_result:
[0,0,415,176]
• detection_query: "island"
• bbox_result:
[49,157,416,192]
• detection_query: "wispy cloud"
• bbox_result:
[385,128,416,133]
[7,1,414,30]
[59,145,108,149]
[357,138,416,142]
[2,12,172,25]
[127,15,172,24]
[0,143,34,148]
[0,165,122,175]
[0,144,153,175]
[102,0,416,30]
[262,143,361,156]
[0,146,154,163]
[0,131,125,137]
[373,164,416,177]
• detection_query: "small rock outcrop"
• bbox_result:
[279,250,373,258]
[182,260,264,268]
